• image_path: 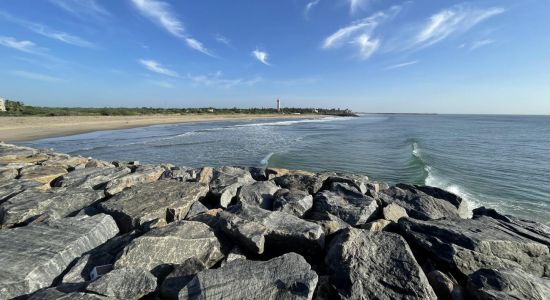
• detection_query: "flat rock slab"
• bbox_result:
[54,166,131,189]
[312,184,378,226]
[114,221,224,272]
[179,253,318,300]
[272,188,313,217]
[380,184,468,220]
[86,268,157,300]
[105,166,164,196]
[0,214,119,299]
[42,155,89,169]
[209,166,255,207]
[272,174,325,194]
[19,165,68,184]
[399,215,550,277]
[99,180,208,232]
[0,178,42,204]
[325,228,436,300]
[1,188,104,227]
[219,203,324,256]
[237,181,280,209]
[467,268,550,300]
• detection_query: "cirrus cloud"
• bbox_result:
[138,59,178,77]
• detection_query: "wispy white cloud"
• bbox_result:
[188,71,261,88]
[349,0,368,14]
[0,36,41,54]
[414,5,504,48]
[214,34,231,46]
[305,0,321,17]
[469,39,495,50]
[48,0,109,18]
[252,49,271,66]
[138,59,179,77]
[131,0,213,56]
[322,6,400,59]
[0,11,95,48]
[12,70,62,82]
[384,60,418,70]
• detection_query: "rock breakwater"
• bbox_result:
[0,142,548,299]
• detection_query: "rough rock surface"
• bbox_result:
[399,216,550,277]
[1,188,104,227]
[19,165,68,184]
[427,270,463,300]
[105,165,164,196]
[209,166,255,207]
[219,203,324,255]
[308,212,351,236]
[99,180,208,232]
[380,184,468,220]
[325,228,437,299]
[360,219,392,232]
[382,202,408,222]
[114,221,224,272]
[312,183,378,226]
[160,258,207,300]
[0,214,119,299]
[54,167,131,189]
[272,188,313,217]
[322,173,370,194]
[179,253,318,300]
[237,180,280,209]
[86,268,157,300]
[467,268,550,300]
[273,174,325,194]
[265,168,315,180]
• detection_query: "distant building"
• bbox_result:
[207,108,214,113]
[276,98,281,112]
[0,98,6,112]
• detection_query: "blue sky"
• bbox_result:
[0,0,549,114]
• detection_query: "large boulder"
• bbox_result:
[99,180,208,232]
[114,221,224,273]
[272,174,325,194]
[0,143,44,164]
[325,228,436,299]
[321,173,370,194]
[54,167,131,189]
[105,165,164,196]
[265,168,315,180]
[398,215,550,278]
[272,188,313,217]
[0,178,42,204]
[179,253,318,300]
[237,181,280,209]
[380,184,468,220]
[312,183,378,226]
[382,202,408,222]
[467,268,550,300]
[1,188,104,227]
[209,166,255,207]
[160,258,207,300]
[219,203,324,256]
[0,214,119,299]
[85,268,157,300]
[19,165,68,184]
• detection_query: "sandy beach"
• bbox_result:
[0,114,320,142]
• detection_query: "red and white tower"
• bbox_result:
[276,98,281,112]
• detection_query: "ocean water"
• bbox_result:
[20,114,550,225]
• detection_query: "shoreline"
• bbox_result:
[0,113,323,142]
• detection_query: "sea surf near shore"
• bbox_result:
[0,142,549,299]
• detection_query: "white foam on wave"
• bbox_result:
[260,152,275,166]
[235,116,351,128]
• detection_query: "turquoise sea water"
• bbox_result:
[20,114,550,224]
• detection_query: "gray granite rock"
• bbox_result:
[322,173,370,194]
[41,155,89,169]
[185,201,209,220]
[179,253,318,300]
[19,165,68,184]
[105,165,164,196]
[219,203,324,255]
[273,174,325,194]
[0,178,42,205]
[114,221,224,272]
[272,188,313,217]
[160,258,207,300]
[86,268,156,300]
[427,270,463,300]
[0,214,119,299]
[237,180,280,209]
[308,212,351,236]
[467,268,550,300]
[62,252,114,284]
[1,188,104,227]
[360,219,392,232]
[210,166,255,207]
[398,216,550,277]
[54,167,131,189]
[382,202,408,222]
[162,166,197,182]
[99,180,208,232]
[0,167,18,181]
[312,183,378,226]
[29,290,112,300]
[325,228,437,299]
[380,184,468,220]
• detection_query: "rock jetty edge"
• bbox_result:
[0,142,548,300]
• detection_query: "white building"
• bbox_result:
[0,98,6,112]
